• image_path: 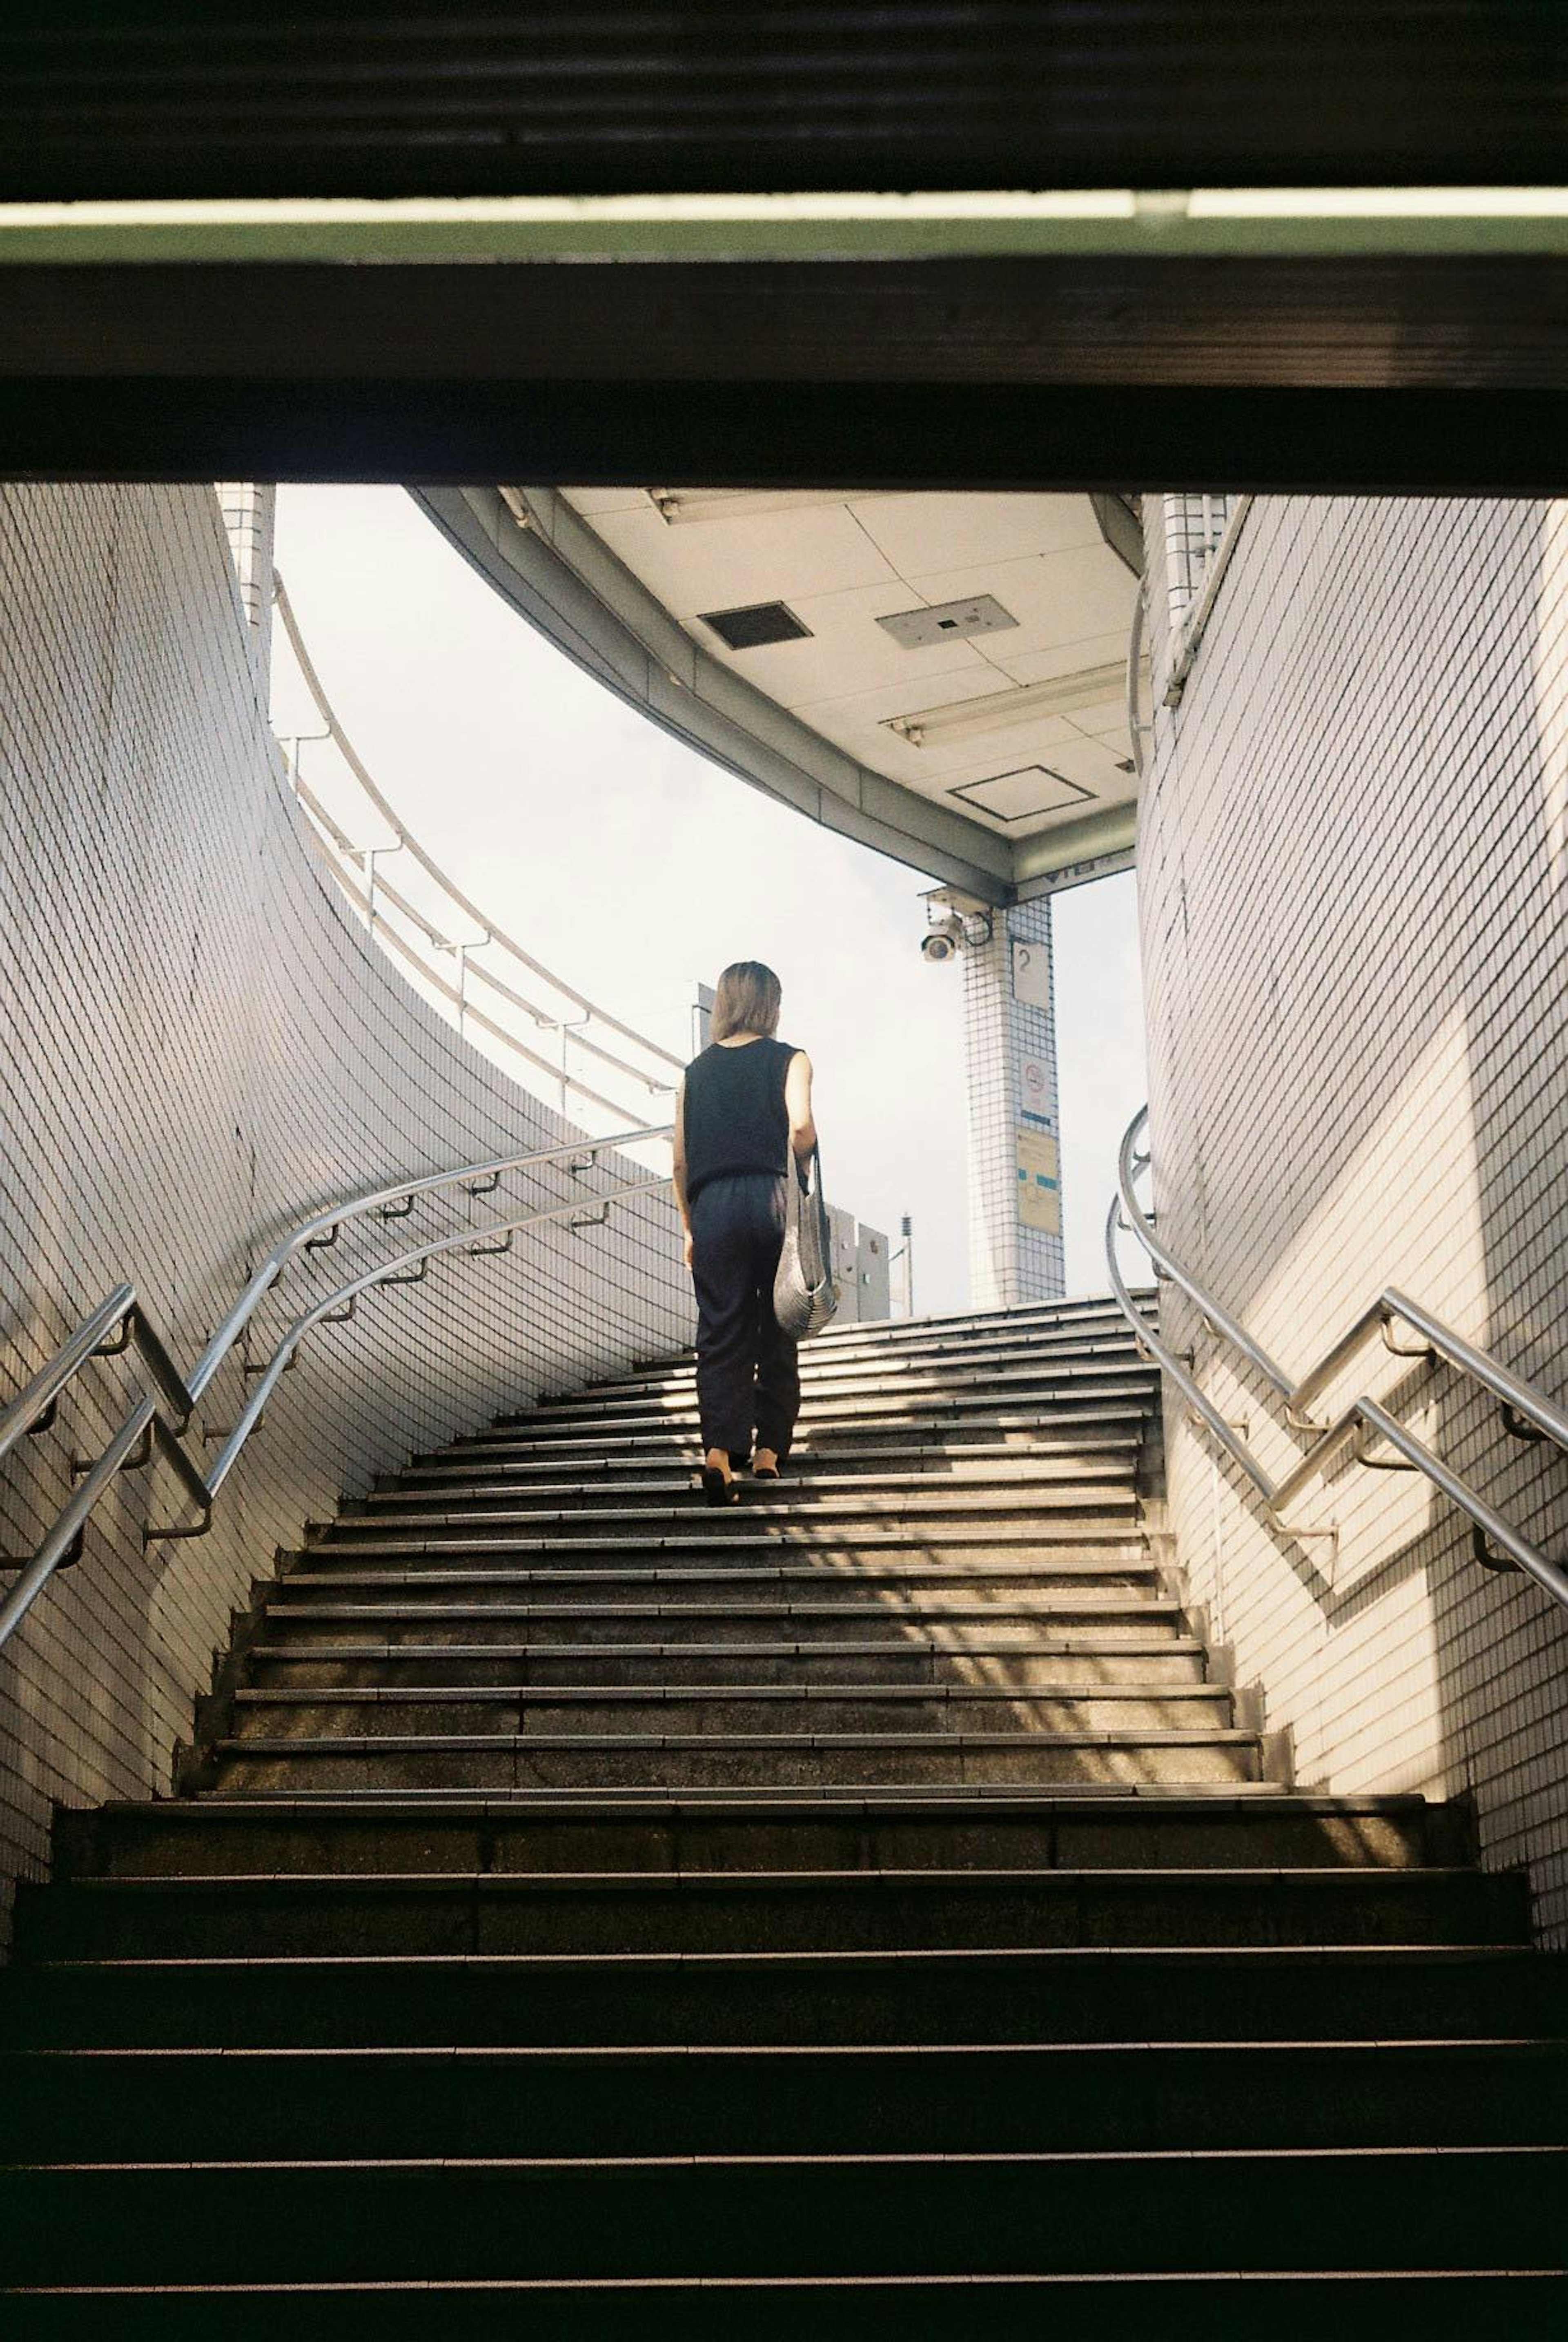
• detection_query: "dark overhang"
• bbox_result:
[1,5,1562,201]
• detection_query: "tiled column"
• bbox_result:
[216,481,276,697]
[963,895,1065,1308]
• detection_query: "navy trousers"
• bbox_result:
[690,1171,801,1462]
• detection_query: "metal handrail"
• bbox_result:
[206,1174,672,1491]
[1106,1103,1568,1618]
[0,1126,675,1656]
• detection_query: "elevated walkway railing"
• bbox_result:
[273,577,685,1130]
[0,1128,673,1656]
[1106,1103,1568,1620]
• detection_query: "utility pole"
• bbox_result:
[892,1214,915,1319]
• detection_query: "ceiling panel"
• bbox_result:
[845,492,1105,579]
[560,488,657,518]
[904,548,1139,657]
[587,499,897,618]
[994,633,1132,691]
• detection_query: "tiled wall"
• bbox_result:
[964,897,1065,1307]
[1139,493,1568,1942]
[0,484,692,1950]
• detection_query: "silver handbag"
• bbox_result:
[773,1143,838,1339]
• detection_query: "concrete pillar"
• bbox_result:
[963,894,1064,1308]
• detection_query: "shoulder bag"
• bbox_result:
[773,1143,838,1339]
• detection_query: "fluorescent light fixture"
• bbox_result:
[650,489,861,526]
[888,661,1130,750]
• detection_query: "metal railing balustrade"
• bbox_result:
[0,1127,673,1656]
[1106,1103,1568,1619]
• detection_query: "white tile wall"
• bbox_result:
[1140,492,1568,1943]
[0,484,693,1952]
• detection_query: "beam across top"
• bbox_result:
[0,5,1562,201]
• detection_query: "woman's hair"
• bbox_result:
[711,960,782,1043]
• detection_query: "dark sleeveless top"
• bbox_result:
[682,1037,797,1201]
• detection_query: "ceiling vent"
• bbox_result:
[699,601,812,651]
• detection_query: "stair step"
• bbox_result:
[2,2148,1561,2286]
[619,1299,1147,1374]
[7,2040,1565,2163]
[209,1725,1265,1793]
[243,1637,1212,1688]
[585,1334,1149,1399]
[393,1433,1143,1486]
[264,1598,1188,1637]
[268,1569,1162,1611]
[226,1685,1236,1737]
[520,1364,1158,1425]
[361,1461,1140,1509]
[51,1792,1464,1879]
[316,1489,1144,1537]
[8,1943,1557,2053]
[26,1864,1523,1961]
[441,1404,1154,1462]
[804,1293,1155,1347]
[3,2274,1559,2341]
[593,1315,1145,1370]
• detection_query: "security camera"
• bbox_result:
[921,913,964,964]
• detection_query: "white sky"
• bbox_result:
[271,485,1147,1315]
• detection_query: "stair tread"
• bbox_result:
[249,1637,1207,1658]
[72,1788,1434,1820]
[61,1865,1481,1891]
[232,1682,1227,1701]
[13,2037,1561,2060]
[213,1727,1264,1751]
[11,2144,1564,2170]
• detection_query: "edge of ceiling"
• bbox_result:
[414,484,1140,903]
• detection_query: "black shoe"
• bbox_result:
[701,1466,739,1507]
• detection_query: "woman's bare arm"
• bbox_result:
[785,1051,817,1158]
[672,1078,693,1267]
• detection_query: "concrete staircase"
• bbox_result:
[2,1295,1564,2326]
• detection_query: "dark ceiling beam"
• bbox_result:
[0,4,1561,199]
[0,252,1564,487]
[4,258,1567,390]
[3,377,1563,495]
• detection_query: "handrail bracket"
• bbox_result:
[1472,1524,1523,1576]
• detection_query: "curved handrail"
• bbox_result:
[1,1126,675,1656]
[187,1123,671,1401]
[207,1172,672,1492]
[273,577,684,1116]
[1107,1104,1568,1618]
